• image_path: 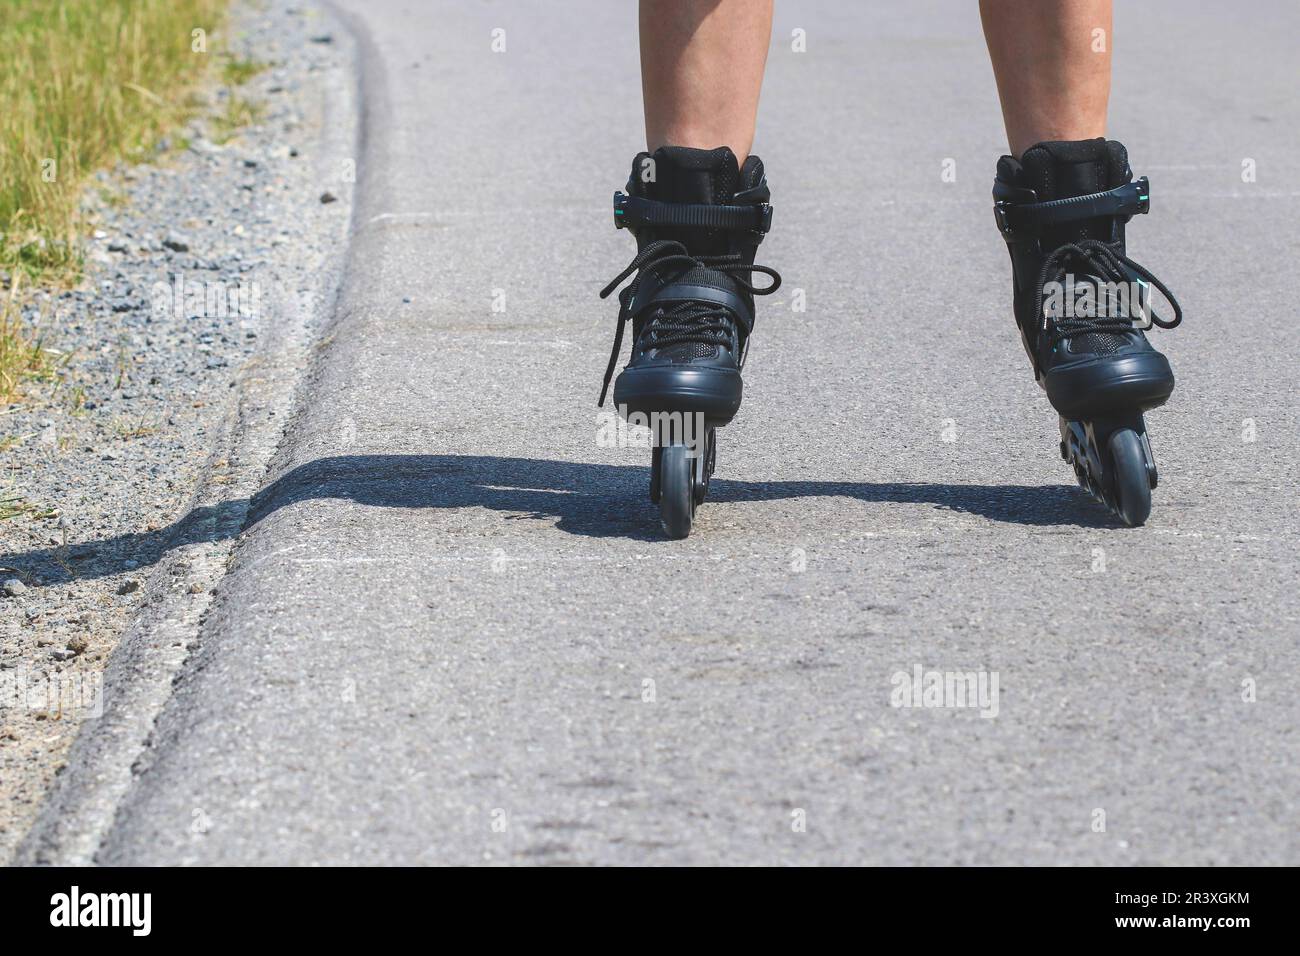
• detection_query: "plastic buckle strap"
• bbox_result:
[996,178,1150,237]
[613,192,772,235]
[993,201,1014,237]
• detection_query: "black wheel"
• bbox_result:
[658,443,694,539]
[1109,428,1152,527]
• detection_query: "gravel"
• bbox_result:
[0,0,354,863]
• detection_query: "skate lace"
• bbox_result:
[598,239,781,406]
[1034,238,1182,347]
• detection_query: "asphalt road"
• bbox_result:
[54,0,1300,864]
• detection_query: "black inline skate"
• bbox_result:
[599,146,780,538]
[993,138,1183,526]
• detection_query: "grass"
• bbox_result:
[0,0,228,280]
[112,414,158,440]
[222,56,267,87]
[0,0,230,401]
[1,272,62,399]
[211,95,266,146]
[0,486,57,522]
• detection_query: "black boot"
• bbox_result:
[598,145,781,539]
[993,138,1181,420]
[600,146,780,423]
[992,138,1184,526]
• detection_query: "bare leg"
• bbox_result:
[980,0,1112,157]
[640,0,773,163]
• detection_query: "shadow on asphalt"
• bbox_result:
[4,454,1118,586]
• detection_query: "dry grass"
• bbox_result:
[211,95,267,145]
[0,0,246,402]
[0,0,228,280]
[0,485,57,522]
[0,272,62,400]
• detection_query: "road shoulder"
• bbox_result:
[8,0,359,865]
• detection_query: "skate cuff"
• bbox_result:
[994,178,1150,238]
[614,192,773,236]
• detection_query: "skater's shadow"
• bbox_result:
[3,454,1116,588]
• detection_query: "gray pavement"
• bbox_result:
[45,0,1300,864]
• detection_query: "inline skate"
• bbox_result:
[599,146,780,538]
[993,138,1183,525]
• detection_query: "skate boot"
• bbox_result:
[993,138,1183,525]
[599,146,781,538]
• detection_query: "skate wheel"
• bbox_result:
[658,443,695,539]
[1109,428,1152,527]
